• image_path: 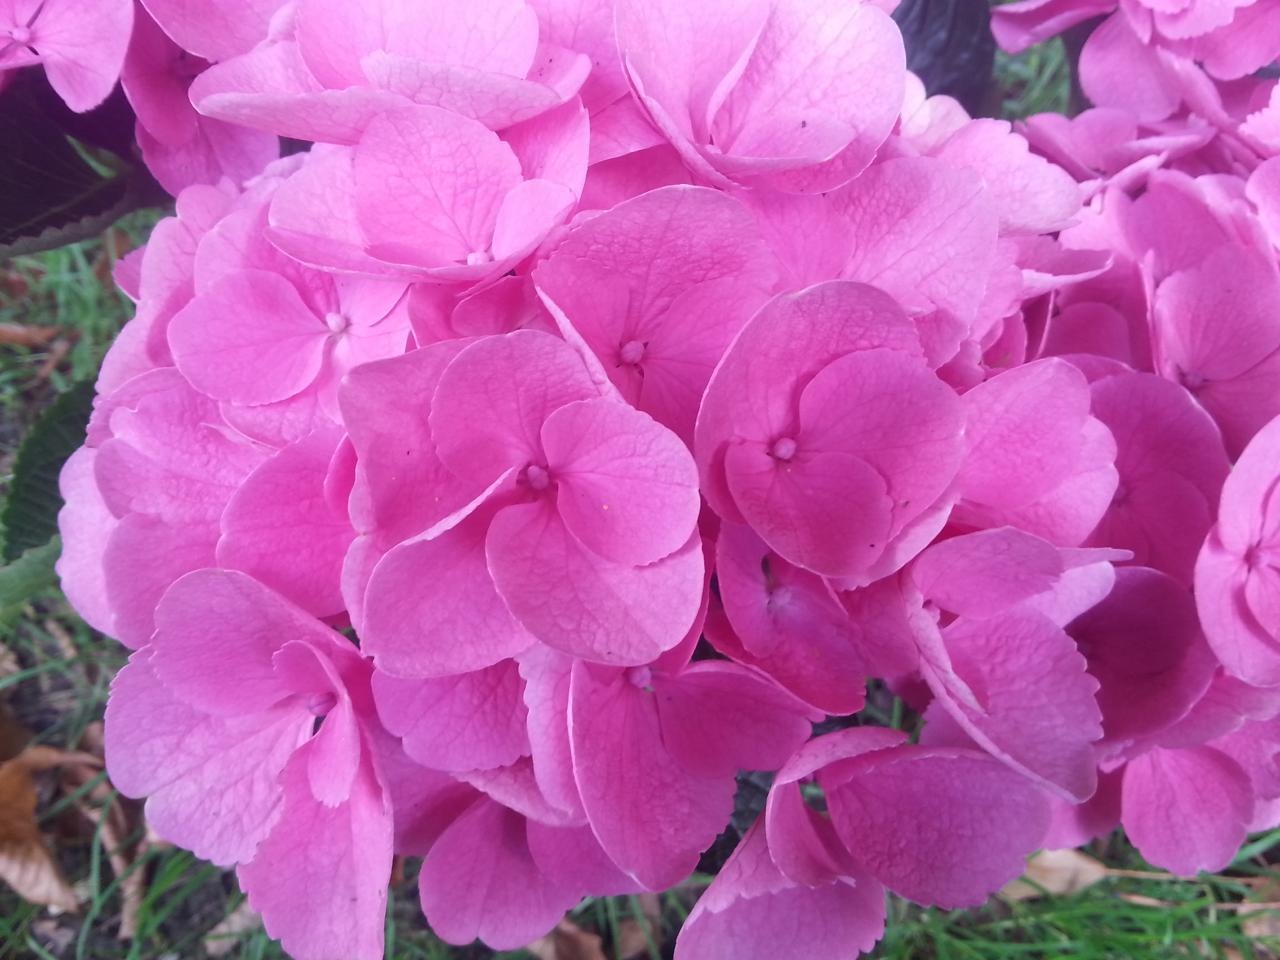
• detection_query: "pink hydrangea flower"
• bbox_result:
[0,0,133,111]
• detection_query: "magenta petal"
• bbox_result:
[825,746,1050,908]
[543,398,701,565]
[911,527,1064,618]
[929,609,1103,802]
[488,501,703,664]
[32,0,133,112]
[518,647,585,820]
[238,741,392,960]
[569,662,734,889]
[725,440,890,579]
[674,821,886,960]
[373,661,530,771]
[654,662,813,778]
[419,798,583,950]
[958,358,1093,509]
[1121,746,1254,875]
[55,448,118,637]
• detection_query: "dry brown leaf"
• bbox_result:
[526,919,607,960]
[616,893,664,959]
[0,323,61,348]
[0,747,85,911]
[1000,848,1109,902]
[1243,880,1280,944]
[204,899,263,957]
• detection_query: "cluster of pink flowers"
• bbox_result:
[20,0,1280,957]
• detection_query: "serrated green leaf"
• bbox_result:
[0,537,60,613]
[0,71,156,258]
[1,382,95,563]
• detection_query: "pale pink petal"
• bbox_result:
[1079,13,1181,122]
[105,650,307,866]
[29,0,133,112]
[55,448,117,637]
[141,0,286,61]
[911,527,1064,619]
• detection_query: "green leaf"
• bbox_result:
[1,381,95,563]
[0,71,160,258]
[0,537,60,612]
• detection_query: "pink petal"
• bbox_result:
[708,0,904,183]
[167,270,327,405]
[824,745,1050,907]
[1121,746,1254,875]
[487,500,704,664]
[911,527,1064,619]
[696,281,921,523]
[419,798,583,950]
[150,569,345,717]
[569,662,734,888]
[218,427,353,618]
[362,499,537,678]
[1071,567,1217,747]
[373,660,530,771]
[927,609,1103,801]
[140,0,286,62]
[1196,532,1280,686]
[55,448,117,637]
[958,358,1093,509]
[543,398,700,565]
[354,105,522,267]
[518,647,584,820]
[714,522,866,715]
[1079,13,1181,122]
[833,156,998,333]
[430,331,599,488]
[238,741,392,960]
[30,0,133,112]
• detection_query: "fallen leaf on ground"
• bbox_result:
[0,745,100,911]
[1243,880,1280,943]
[204,898,263,957]
[527,919,607,960]
[0,323,61,347]
[1000,848,1109,901]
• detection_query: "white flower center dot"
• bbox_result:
[523,464,551,491]
[10,25,31,43]
[325,311,349,334]
[770,437,798,461]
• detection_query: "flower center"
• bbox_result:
[9,25,31,44]
[466,250,493,267]
[770,436,798,461]
[619,340,646,365]
[306,691,337,717]
[522,463,551,491]
[626,666,653,690]
[325,311,349,334]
